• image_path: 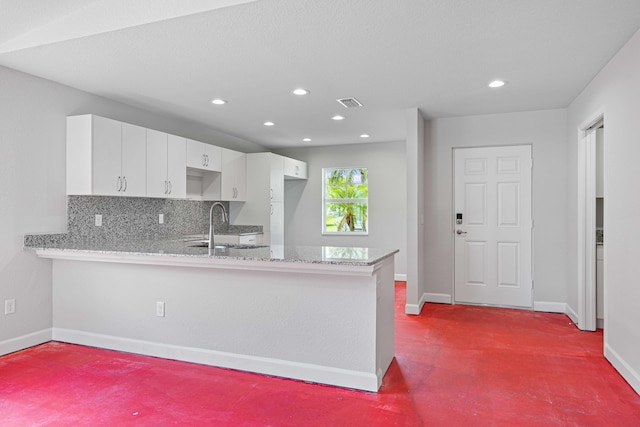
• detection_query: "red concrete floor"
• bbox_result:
[1,283,639,426]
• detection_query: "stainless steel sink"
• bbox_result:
[187,242,266,250]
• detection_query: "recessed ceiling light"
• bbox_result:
[332,115,345,121]
[302,138,312,142]
[360,134,370,138]
[293,88,309,96]
[264,121,275,126]
[211,98,227,105]
[488,80,506,88]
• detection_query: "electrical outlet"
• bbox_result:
[5,299,15,315]
[156,301,165,317]
[159,213,164,224]
[95,214,102,227]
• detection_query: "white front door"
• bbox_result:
[454,145,533,308]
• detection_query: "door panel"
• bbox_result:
[465,183,487,225]
[454,145,532,308]
[465,241,487,285]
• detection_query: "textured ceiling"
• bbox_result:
[1,0,640,148]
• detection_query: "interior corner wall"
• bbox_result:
[276,141,407,279]
[0,65,264,354]
[426,109,568,305]
[566,28,640,395]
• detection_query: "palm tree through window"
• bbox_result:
[323,167,368,234]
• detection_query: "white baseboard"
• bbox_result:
[0,329,52,356]
[565,304,579,325]
[394,273,407,282]
[405,292,427,315]
[605,343,640,396]
[405,292,452,314]
[425,293,452,304]
[533,301,566,313]
[52,328,381,392]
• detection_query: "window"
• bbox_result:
[323,167,368,234]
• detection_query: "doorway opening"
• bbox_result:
[577,112,604,331]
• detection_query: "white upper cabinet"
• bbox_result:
[146,130,186,199]
[167,134,187,199]
[221,148,246,201]
[186,139,222,172]
[233,153,306,244]
[120,123,147,197]
[67,114,146,197]
[284,157,307,180]
[68,114,249,202]
[270,154,285,203]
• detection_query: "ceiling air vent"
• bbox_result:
[336,97,363,108]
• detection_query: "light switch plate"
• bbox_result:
[5,299,15,315]
[156,301,165,317]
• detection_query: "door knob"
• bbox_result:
[456,229,467,235]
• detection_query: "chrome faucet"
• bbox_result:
[208,202,229,250]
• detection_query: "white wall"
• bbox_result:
[424,109,568,305]
[276,141,407,278]
[0,65,264,353]
[567,29,640,395]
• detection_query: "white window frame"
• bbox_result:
[322,167,369,236]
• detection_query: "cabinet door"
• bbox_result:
[187,139,222,172]
[204,144,222,172]
[167,134,186,198]
[284,157,307,180]
[270,154,285,203]
[221,148,246,201]
[270,201,285,245]
[146,129,169,198]
[92,116,122,196]
[186,139,207,169]
[121,122,147,197]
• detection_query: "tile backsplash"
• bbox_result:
[65,196,228,242]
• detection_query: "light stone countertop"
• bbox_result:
[25,235,398,267]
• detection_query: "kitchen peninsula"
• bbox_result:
[26,238,397,392]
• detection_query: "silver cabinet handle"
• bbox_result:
[168,181,172,194]
[117,176,122,192]
[270,204,273,215]
[456,229,467,235]
[164,181,168,194]
[270,188,273,199]
[122,177,128,192]
[295,165,299,175]
[204,154,209,167]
